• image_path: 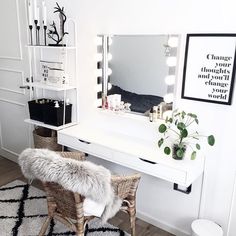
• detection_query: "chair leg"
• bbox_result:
[128,208,136,236]
[38,216,52,236]
[75,220,86,236]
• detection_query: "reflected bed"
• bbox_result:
[108,85,163,113]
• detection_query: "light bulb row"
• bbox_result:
[95,36,113,46]
[164,36,179,104]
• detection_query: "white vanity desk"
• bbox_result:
[58,121,204,192]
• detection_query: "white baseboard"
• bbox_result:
[137,210,190,236]
[0,151,18,163]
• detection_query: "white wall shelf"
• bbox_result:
[30,82,76,91]
[25,119,77,131]
[26,45,76,50]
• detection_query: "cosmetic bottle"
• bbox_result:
[153,106,158,122]
[54,101,60,108]
[66,98,70,105]
[157,104,163,119]
[149,107,153,122]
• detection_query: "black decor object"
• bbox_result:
[36,25,40,45]
[43,101,72,126]
[29,25,33,45]
[28,99,72,126]
[48,2,68,46]
[28,99,47,122]
[34,20,38,45]
[43,25,47,46]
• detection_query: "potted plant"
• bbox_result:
[157,110,215,160]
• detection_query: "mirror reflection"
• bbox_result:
[97,35,179,116]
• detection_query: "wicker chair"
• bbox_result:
[38,152,141,236]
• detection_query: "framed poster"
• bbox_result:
[181,34,236,105]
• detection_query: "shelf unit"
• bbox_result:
[29,81,76,91]
[25,119,77,131]
[24,19,78,134]
[26,45,76,50]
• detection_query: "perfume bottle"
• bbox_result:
[153,106,158,122]
[149,107,153,122]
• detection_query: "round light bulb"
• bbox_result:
[108,82,112,90]
[107,68,112,75]
[95,53,102,62]
[95,84,102,92]
[168,36,179,47]
[166,57,177,67]
[164,93,174,103]
[96,69,103,77]
[95,36,103,46]
[165,75,175,85]
[108,37,113,45]
[94,98,102,107]
[107,53,112,61]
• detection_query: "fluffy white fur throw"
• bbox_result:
[18,148,122,222]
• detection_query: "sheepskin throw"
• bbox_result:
[18,148,122,222]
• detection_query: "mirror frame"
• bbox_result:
[96,34,180,117]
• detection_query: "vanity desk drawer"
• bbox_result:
[58,133,92,153]
[58,133,113,159]
[112,151,186,184]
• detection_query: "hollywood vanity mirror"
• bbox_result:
[96,34,180,118]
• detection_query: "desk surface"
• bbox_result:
[58,124,204,187]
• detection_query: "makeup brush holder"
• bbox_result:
[43,101,72,126]
[28,99,72,126]
[28,98,48,122]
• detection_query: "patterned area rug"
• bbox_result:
[0,180,128,236]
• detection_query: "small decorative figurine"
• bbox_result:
[48,2,68,46]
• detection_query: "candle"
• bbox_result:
[36,7,40,22]
[42,3,47,26]
[28,0,33,25]
[33,0,37,21]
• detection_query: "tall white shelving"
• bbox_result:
[24,17,78,131]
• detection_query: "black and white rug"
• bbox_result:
[0,180,128,236]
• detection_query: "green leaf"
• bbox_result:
[180,129,188,138]
[191,151,197,160]
[158,138,164,148]
[158,124,167,133]
[177,149,184,158]
[168,118,173,123]
[177,122,186,130]
[174,112,181,117]
[195,118,199,124]
[164,147,171,155]
[188,113,197,119]
[196,143,201,150]
[208,135,215,146]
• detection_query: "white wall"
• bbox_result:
[47,0,236,235]
[110,35,168,96]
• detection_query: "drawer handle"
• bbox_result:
[173,183,192,194]
[139,158,157,165]
[78,139,91,144]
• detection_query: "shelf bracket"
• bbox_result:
[173,183,192,194]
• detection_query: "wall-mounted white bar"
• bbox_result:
[168,36,179,47]
[102,35,109,108]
